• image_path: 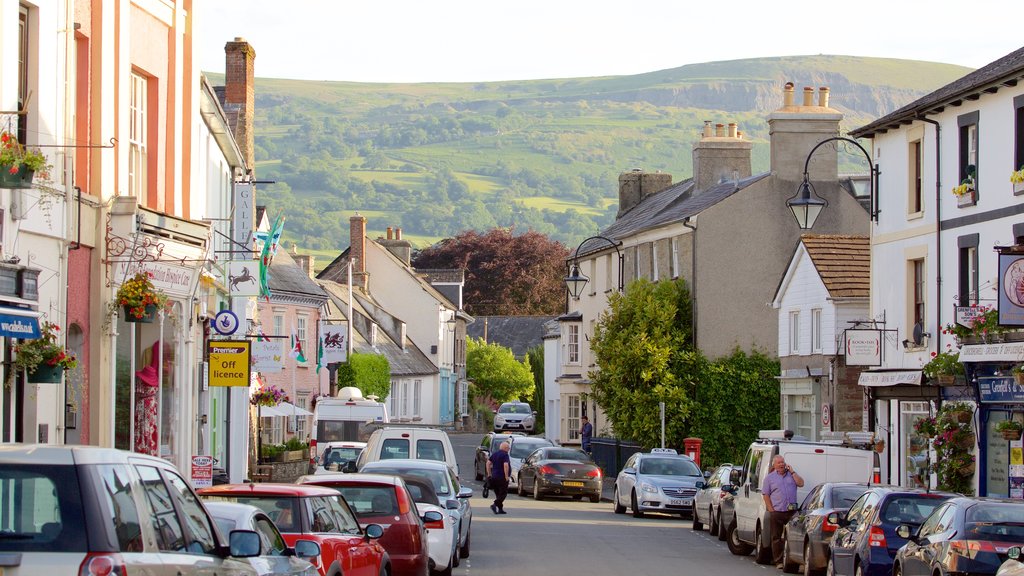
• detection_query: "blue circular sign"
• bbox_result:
[213,310,240,336]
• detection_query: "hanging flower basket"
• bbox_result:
[116,272,169,322]
[937,374,955,385]
[0,132,48,190]
[956,462,976,477]
[10,322,78,386]
[955,410,972,424]
[955,433,975,449]
[27,363,63,384]
[0,163,35,189]
[1002,429,1023,441]
[123,304,157,324]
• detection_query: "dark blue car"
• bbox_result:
[827,487,955,576]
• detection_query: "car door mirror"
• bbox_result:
[730,469,741,485]
[457,487,473,499]
[703,470,712,478]
[364,524,384,540]
[446,499,460,510]
[1009,546,1021,561]
[623,467,636,475]
[721,484,736,495]
[896,524,915,541]
[293,539,321,559]
[422,511,444,523]
[826,511,847,527]
[343,461,358,473]
[695,481,706,490]
[228,529,260,558]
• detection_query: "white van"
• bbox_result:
[310,387,388,470]
[722,430,880,564]
[356,426,460,477]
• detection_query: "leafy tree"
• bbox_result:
[334,352,390,401]
[411,228,570,315]
[526,344,545,434]
[466,338,534,403]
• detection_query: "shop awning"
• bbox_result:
[858,369,923,387]
[0,306,41,339]
[959,342,1024,363]
[257,402,313,418]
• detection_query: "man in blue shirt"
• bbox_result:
[486,441,511,514]
[762,455,804,569]
[580,415,593,454]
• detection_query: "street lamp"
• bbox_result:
[786,136,876,229]
[564,235,623,299]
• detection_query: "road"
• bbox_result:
[448,432,772,576]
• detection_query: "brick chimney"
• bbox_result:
[378,225,412,265]
[224,38,256,171]
[768,83,842,185]
[691,119,752,194]
[292,253,316,278]
[349,214,368,290]
[617,170,673,217]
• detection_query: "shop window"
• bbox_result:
[902,402,931,489]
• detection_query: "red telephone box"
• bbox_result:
[683,437,703,468]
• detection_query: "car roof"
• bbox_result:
[510,437,549,443]
[198,483,342,497]
[638,452,694,461]
[204,501,262,525]
[361,458,451,471]
[322,442,367,448]
[299,473,405,487]
[0,444,172,467]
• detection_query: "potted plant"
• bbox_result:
[953,164,976,206]
[1012,164,1024,194]
[0,131,49,188]
[932,402,976,495]
[943,401,974,424]
[250,384,288,408]
[11,321,78,384]
[115,271,168,323]
[922,348,964,384]
[913,416,938,438]
[997,419,1024,441]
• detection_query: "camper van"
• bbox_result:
[309,387,389,471]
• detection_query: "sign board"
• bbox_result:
[1000,253,1024,326]
[320,323,348,364]
[845,329,882,366]
[955,305,985,327]
[213,310,240,336]
[960,343,1024,363]
[0,309,40,339]
[191,455,214,488]
[207,340,251,387]
[252,340,283,373]
[857,370,923,387]
[232,182,254,258]
[978,376,1024,404]
[226,260,259,297]
[821,403,831,428]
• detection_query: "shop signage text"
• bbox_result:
[208,340,251,387]
[845,329,882,366]
[999,253,1024,326]
[191,455,214,488]
[979,376,1024,403]
[960,342,1024,363]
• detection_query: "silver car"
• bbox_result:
[692,463,734,536]
[612,449,704,518]
[507,436,554,484]
[205,502,321,576]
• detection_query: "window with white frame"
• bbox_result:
[957,111,979,203]
[128,71,148,198]
[401,381,410,417]
[273,314,285,355]
[296,316,308,363]
[295,395,308,438]
[17,6,30,144]
[634,246,642,280]
[958,234,979,306]
[459,381,468,417]
[389,380,399,415]
[670,237,679,279]
[567,324,580,365]
[589,259,597,296]
[909,139,923,214]
[811,309,822,352]
[912,258,926,332]
[566,395,580,441]
[789,311,800,354]
[413,380,421,416]
[604,254,613,292]
[652,243,660,282]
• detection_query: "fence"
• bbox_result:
[590,437,642,475]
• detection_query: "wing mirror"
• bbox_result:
[364,524,384,540]
[826,511,848,528]
[623,467,636,475]
[896,524,916,542]
[446,499,460,510]
[422,510,444,523]
[721,484,736,495]
[292,539,321,559]
[457,487,473,499]
[703,470,712,479]
[1009,546,1021,561]
[343,461,358,473]
[694,481,706,490]
[228,530,260,558]
[729,469,741,485]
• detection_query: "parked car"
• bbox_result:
[692,463,734,536]
[723,432,881,564]
[474,432,524,481]
[358,459,473,560]
[778,482,874,575]
[298,472,436,576]
[507,436,554,483]
[198,483,388,576]
[205,501,322,576]
[356,426,460,476]
[398,476,459,576]
[516,446,602,502]
[312,441,366,475]
[0,444,261,575]
[998,546,1024,576]
[493,401,536,433]
[892,497,1024,576]
[827,486,956,576]
[612,448,704,518]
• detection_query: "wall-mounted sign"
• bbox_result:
[955,305,985,327]
[999,253,1024,326]
[845,329,882,366]
[213,310,240,336]
[979,376,1024,404]
[252,339,283,373]
[208,340,250,387]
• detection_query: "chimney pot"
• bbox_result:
[715,123,725,137]
[728,123,738,138]
[783,82,795,107]
[818,86,830,108]
[703,120,713,138]
[396,228,402,240]
[802,86,814,106]
[386,226,393,240]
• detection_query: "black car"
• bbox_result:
[779,482,872,575]
[473,432,523,481]
[516,446,602,502]
[893,496,1024,576]
[828,486,955,576]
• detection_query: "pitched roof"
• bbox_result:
[851,46,1024,138]
[466,316,556,359]
[268,250,328,300]
[799,234,869,298]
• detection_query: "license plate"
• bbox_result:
[669,499,688,506]
[563,481,584,487]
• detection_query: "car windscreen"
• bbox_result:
[545,449,592,462]
[879,495,949,525]
[499,404,531,414]
[362,466,451,496]
[330,485,398,518]
[510,441,551,459]
[639,457,702,476]
[323,447,362,466]
[201,495,300,533]
[0,464,87,552]
[830,485,869,509]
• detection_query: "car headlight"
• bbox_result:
[640,482,658,494]
[523,416,534,423]
[495,415,505,424]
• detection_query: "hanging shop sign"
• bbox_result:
[844,329,882,366]
[213,310,240,336]
[978,376,1024,404]
[999,253,1024,326]
[252,339,283,373]
[226,260,259,298]
[208,340,251,387]
[320,323,348,364]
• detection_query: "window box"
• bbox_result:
[955,186,976,207]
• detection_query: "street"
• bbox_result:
[448,433,771,576]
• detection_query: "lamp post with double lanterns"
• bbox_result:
[563,236,624,298]
[786,136,877,229]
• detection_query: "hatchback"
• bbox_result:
[692,463,734,536]
[473,432,523,481]
[198,483,388,576]
[206,501,322,576]
[507,436,554,483]
[779,482,874,575]
[516,446,602,502]
[493,402,536,433]
[0,444,261,576]
[399,476,458,576]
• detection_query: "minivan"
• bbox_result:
[356,426,460,477]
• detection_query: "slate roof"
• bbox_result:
[416,269,464,283]
[800,234,870,298]
[851,46,1024,138]
[269,250,328,300]
[466,316,556,359]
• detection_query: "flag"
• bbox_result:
[315,330,324,374]
[258,215,285,302]
[290,326,307,363]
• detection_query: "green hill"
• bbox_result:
[218,55,970,250]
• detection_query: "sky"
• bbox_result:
[196,1,1021,83]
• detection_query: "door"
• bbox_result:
[829,492,870,575]
[618,454,639,505]
[787,486,821,560]
[902,503,951,576]
[736,447,770,539]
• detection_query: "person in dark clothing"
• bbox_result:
[580,415,593,454]
[486,441,511,514]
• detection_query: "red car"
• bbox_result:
[298,473,436,576]
[198,483,389,576]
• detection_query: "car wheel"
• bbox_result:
[613,487,626,514]
[459,529,470,559]
[853,561,862,576]
[781,534,799,573]
[808,543,823,576]
[588,493,601,503]
[691,503,704,531]
[891,562,901,576]
[451,539,460,568]
[631,490,644,518]
[436,556,453,576]
[517,475,526,496]
[753,524,772,564]
[709,506,719,536]
[717,510,728,541]
[726,520,753,556]
[533,479,544,501]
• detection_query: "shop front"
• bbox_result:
[858,369,936,488]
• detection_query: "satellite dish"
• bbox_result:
[912,322,924,346]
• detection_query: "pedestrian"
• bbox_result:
[580,415,593,454]
[486,441,511,514]
[762,455,804,570]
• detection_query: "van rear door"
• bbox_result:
[780,444,875,503]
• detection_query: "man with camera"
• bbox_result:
[763,455,804,569]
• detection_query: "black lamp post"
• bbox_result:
[564,236,623,298]
[787,136,876,229]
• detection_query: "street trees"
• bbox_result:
[589,278,778,466]
[466,337,534,403]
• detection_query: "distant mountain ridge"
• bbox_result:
[224,55,970,252]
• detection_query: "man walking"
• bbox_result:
[580,415,593,454]
[763,455,803,569]
[486,440,511,514]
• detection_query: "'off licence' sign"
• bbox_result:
[208,340,251,387]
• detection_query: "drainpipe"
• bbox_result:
[683,217,697,348]
[917,116,942,348]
